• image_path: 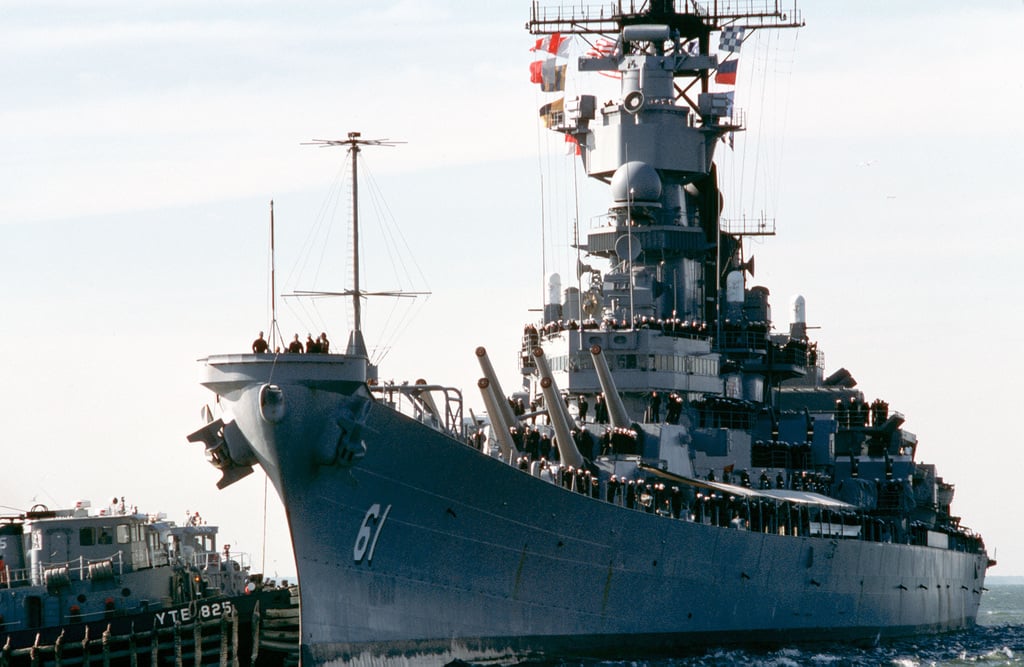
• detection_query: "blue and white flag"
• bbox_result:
[719,26,745,53]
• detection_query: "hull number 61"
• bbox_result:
[353,503,392,564]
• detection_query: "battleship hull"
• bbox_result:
[201,356,987,666]
[192,3,991,663]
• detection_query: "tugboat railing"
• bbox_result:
[30,552,125,588]
[191,550,250,571]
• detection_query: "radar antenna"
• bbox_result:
[289,132,428,357]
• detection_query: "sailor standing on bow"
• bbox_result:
[252,332,269,354]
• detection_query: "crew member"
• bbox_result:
[252,331,269,354]
[648,391,661,422]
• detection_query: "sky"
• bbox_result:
[1,0,1022,582]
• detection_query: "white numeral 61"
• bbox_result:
[353,503,392,564]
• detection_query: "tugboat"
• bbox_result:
[0,500,297,666]
[187,1,991,665]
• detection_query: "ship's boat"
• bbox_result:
[187,2,992,665]
[0,501,298,666]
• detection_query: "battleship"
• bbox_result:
[186,1,992,665]
[0,500,298,666]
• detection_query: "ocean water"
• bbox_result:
[536,583,1024,666]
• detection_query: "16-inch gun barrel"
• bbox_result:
[476,346,520,430]
[477,378,520,460]
[590,344,631,428]
[533,347,585,468]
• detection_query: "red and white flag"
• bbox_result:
[531,33,570,57]
[585,36,618,58]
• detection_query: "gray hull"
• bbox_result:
[191,5,991,663]
[206,363,987,665]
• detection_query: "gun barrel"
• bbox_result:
[477,378,520,460]
[533,347,585,468]
[590,344,631,429]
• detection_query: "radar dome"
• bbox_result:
[789,294,807,340]
[790,294,806,325]
[611,161,661,205]
[546,273,562,305]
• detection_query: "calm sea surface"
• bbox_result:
[525,582,1024,666]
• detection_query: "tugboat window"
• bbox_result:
[25,596,42,629]
[79,527,95,546]
[116,525,131,544]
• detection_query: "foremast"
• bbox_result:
[525,1,803,413]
